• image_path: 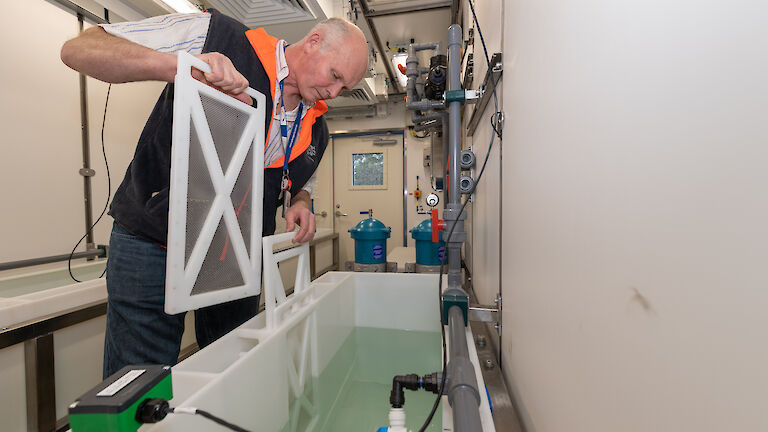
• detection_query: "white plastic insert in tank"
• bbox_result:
[166,51,267,314]
[146,245,495,431]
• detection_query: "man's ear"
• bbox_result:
[305,32,322,52]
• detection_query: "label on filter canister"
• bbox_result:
[372,244,384,260]
[438,246,445,261]
[97,369,145,397]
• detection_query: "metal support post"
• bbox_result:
[77,14,95,253]
[25,333,57,432]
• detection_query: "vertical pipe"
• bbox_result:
[78,14,95,250]
[402,133,407,246]
[447,25,461,208]
[445,24,464,290]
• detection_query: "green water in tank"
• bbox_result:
[280,326,443,432]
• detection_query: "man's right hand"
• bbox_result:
[192,53,252,105]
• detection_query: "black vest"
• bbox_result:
[108,9,328,245]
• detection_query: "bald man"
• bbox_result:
[61,9,368,378]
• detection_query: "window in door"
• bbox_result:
[351,152,386,189]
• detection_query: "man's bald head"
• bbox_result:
[309,18,367,53]
[285,18,369,104]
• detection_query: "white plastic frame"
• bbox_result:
[260,232,318,430]
[262,232,313,329]
[165,51,267,314]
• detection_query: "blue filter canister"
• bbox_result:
[410,218,445,266]
[349,211,391,265]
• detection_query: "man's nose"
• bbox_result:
[328,84,344,99]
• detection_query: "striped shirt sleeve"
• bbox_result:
[302,171,317,196]
[100,12,211,55]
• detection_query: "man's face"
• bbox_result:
[296,34,367,104]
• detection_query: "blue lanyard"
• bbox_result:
[279,80,303,174]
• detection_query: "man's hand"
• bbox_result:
[193,52,252,105]
[284,190,315,243]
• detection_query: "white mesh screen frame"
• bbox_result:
[165,52,267,314]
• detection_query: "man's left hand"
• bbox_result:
[285,191,315,243]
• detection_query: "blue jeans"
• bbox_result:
[103,222,260,378]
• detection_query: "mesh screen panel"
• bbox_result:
[185,121,215,266]
[200,92,249,174]
[231,146,254,257]
[185,93,252,296]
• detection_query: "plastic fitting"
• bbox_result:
[459,176,475,194]
[460,150,476,170]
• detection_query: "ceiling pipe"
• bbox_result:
[362,2,451,18]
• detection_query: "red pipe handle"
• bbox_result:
[432,209,444,243]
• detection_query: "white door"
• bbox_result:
[312,149,334,229]
[332,134,404,266]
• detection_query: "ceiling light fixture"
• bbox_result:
[157,0,200,14]
[391,52,409,90]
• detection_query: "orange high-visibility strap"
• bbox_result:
[245,28,328,169]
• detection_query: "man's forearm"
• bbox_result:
[290,189,312,211]
[61,27,176,83]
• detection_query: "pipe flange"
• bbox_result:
[459,176,475,194]
[459,150,476,170]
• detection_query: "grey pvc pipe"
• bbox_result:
[406,42,446,112]
[447,24,461,207]
[445,24,465,290]
[447,306,483,432]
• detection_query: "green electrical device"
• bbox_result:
[69,365,173,432]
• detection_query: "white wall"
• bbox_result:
[500,0,768,430]
[1,0,164,263]
[404,130,434,246]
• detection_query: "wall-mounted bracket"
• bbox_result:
[469,293,502,336]
[468,304,497,323]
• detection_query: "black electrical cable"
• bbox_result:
[417,0,502,430]
[136,399,251,431]
[137,404,247,432]
[68,84,112,283]
[186,409,250,432]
